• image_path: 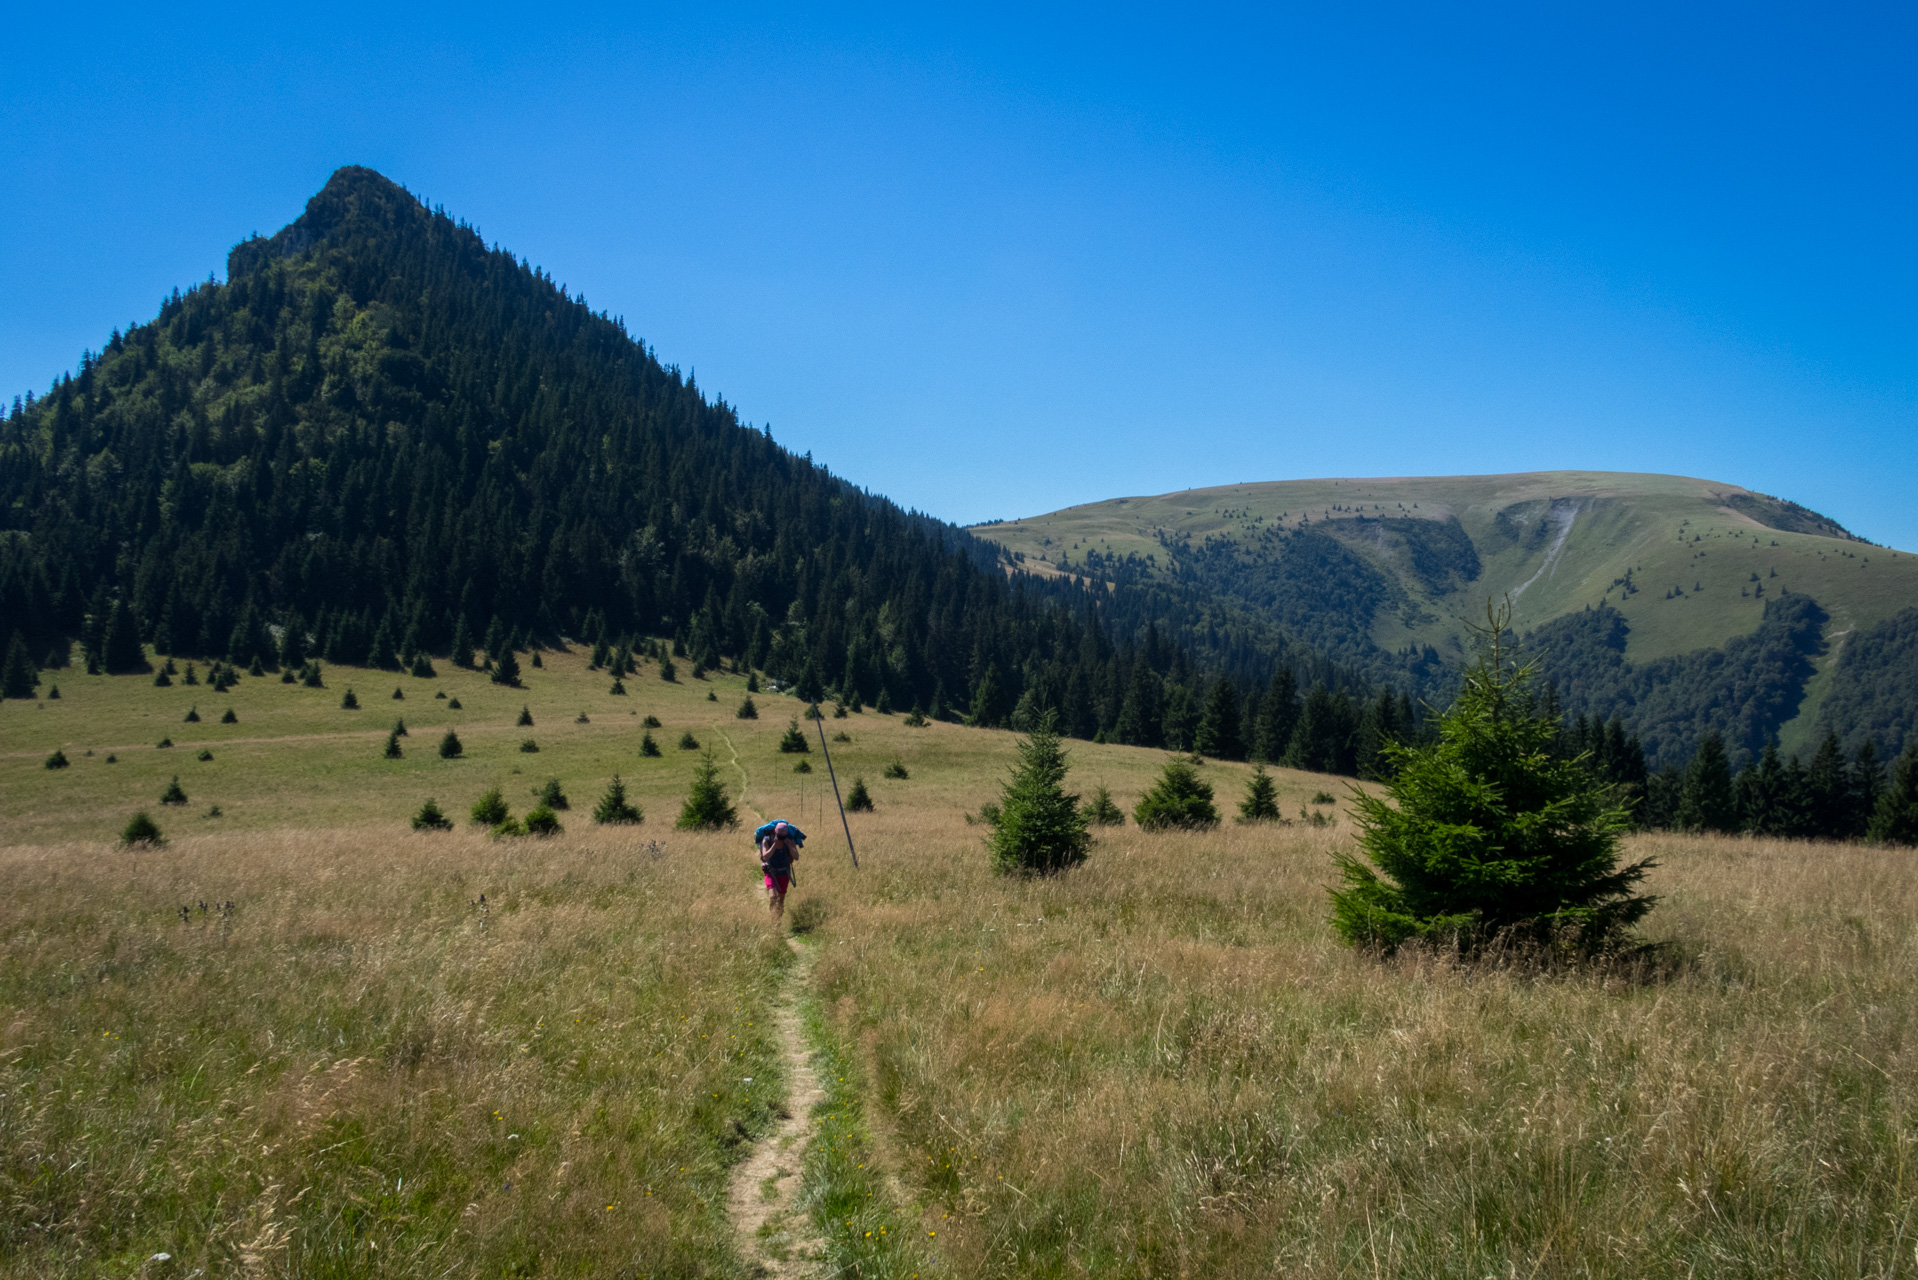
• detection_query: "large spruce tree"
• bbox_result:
[1332,610,1654,957]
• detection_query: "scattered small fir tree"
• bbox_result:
[639,731,662,757]
[412,797,453,831]
[675,748,739,830]
[435,690,447,700]
[642,714,662,728]
[691,659,707,681]
[281,668,297,683]
[833,701,849,719]
[221,708,238,724]
[875,688,892,714]
[658,655,678,683]
[152,668,172,688]
[1238,767,1282,823]
[984,713,1090,875]
[1081,785,1125,827]
[491,816,527,838]
[1133,757,1220,831]
[778,718,811,753]
[393,718,408,736]
[196,749,213,762]
[438,727,463,758]
[470,787,510,826]
[410,652,436,678]
[530,651,543,669]
[392,686,405,700]
[536,778,570,809]
[384,730,403,759]
[491,649,522,687]
[678,730,700,750]
[883,759,910,779]
[340,688,359,709]
[182,663,199,686]
[575,711,590,723]
[121,811,165,847]
[592,774,644,825]
[105,753,117,763]
[450,617,475,668]
[45,749,70,769]
[184,706,200,723]
[447,697,462,710]
[157,737,174,749]
[163,657,177,675]
[706,689,718,702]
[737,696,759,719]
[610,678,627,695]
[1330,605,1655,958]
[517,705,533,726]
[793,759,812,773]
[833,731,852,743]
[519,739,540,753]
[1311,791,1337,805]
[846,776,875,811]
[205,805,223,819]
[746,671,760,693]
[160,775,188,806]
[302,663,325,688]
[904,706,929,728]
[523,803,563,836]
[46,684,59,699]
[247,655,266,677]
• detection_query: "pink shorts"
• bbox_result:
[765,873,790,895]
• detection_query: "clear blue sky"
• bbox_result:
[6,4,1913,547]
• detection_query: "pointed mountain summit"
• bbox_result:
[0,167,1154,721]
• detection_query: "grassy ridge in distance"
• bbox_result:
[971,470,1918,753]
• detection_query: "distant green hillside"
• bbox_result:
[972,472,1918,763]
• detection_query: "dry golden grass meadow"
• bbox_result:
[3,647,1915,1277]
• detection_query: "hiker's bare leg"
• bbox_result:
[770,888,786,924]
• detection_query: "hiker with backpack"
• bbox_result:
[755,819,803,925]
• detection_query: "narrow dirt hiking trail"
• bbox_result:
[727,938,826,1278]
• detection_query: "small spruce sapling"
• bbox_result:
[412,797,453,831]
[384,730,403,759]
[778,718,810,753]
[523,804,562,836]
[1081,785,1125,827]
[340,688,359,709]
[642,714,662,728]
[675,747,739,830]
[746,671,760,693]
[439,728,463,758]
[883,759,910,779]
[520,739,539,753]
[639,731,662,757]
[121,811,165,846]
[517,705,533,726]
[737,696,759,719]
[184,706,200,723]
[1238,766,1281,823]
[846,776,874,811]
[45,749,70,769]
[221,708,237,724]
[392,686,405,700]
[1133,757,1220,831]
[160,775,188,806]
[537,778,569,810]
[610,678,627,695]
[658,655,677,683]
[491,648,522,687]
[470,787,509,826]
[592,774,644,825]
[678,730,700,750]
[985,713,1090,875]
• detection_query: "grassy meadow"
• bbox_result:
[4,646,1916,1276]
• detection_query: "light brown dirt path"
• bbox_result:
[726,938,825,1278]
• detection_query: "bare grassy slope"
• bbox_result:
[974,471,1917,665]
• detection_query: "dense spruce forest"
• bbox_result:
[2,166,1910,842]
